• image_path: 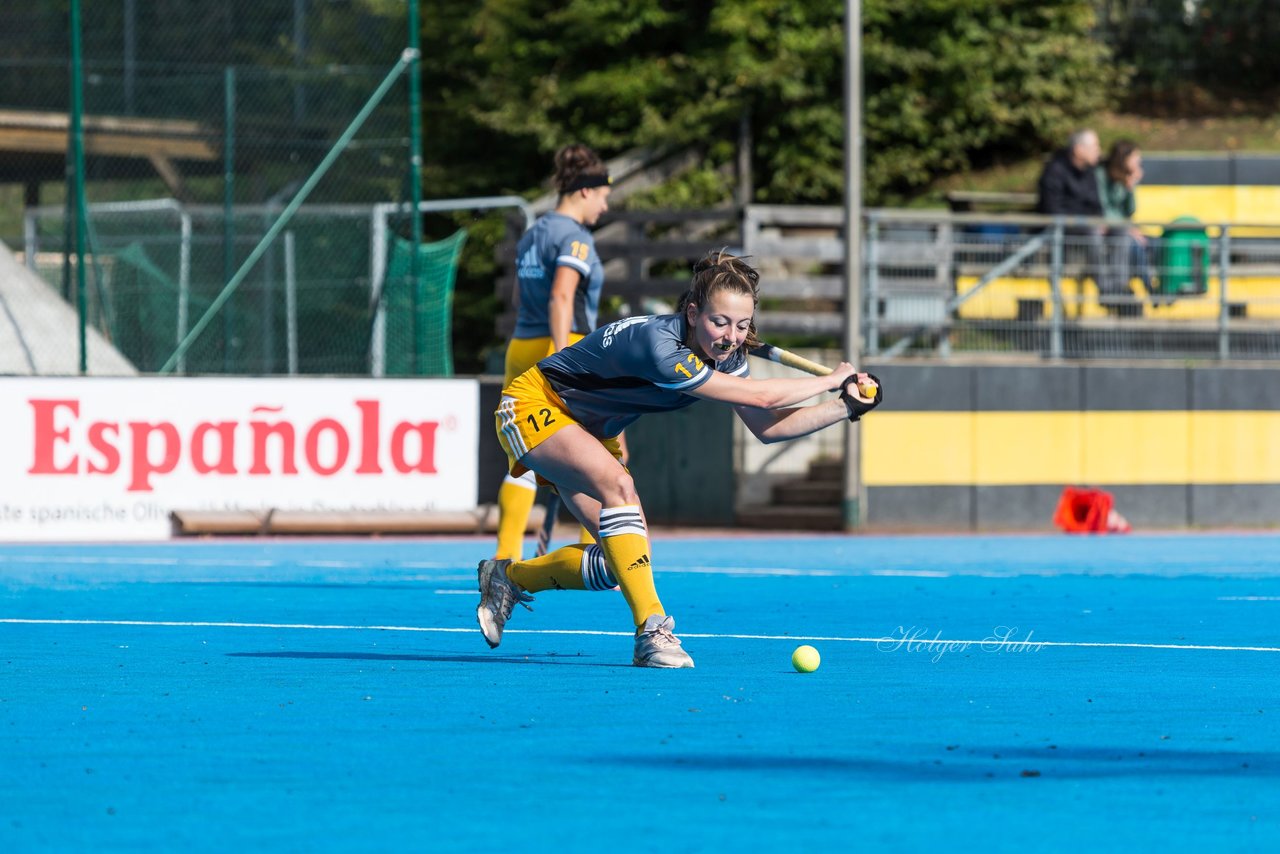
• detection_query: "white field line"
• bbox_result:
[1218,596,1280,601]
[0,556,274,567]
[1,618,1278,653]
[0,556,460,570]
[0,555,952,577]
[676,567,948,578]
[0,556,849,575]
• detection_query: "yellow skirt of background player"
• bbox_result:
[503,334,585,386]
[495,365,623,483]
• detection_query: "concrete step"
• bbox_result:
[807,459,843,482]
[735,505,843,531]
[774,480,842,505]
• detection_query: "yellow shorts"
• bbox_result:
[503,334,585,386]
[495,366,623,485]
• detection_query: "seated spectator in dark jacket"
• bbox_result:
[1037,130,1103,216]
[1036,129,1128,309]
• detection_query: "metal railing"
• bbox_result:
[864,209,1280,361]
[744,205,1280,361]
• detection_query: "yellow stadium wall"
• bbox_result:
[1135,185,1280,227]
[480,365,1280,531]
[954,275,1280,321]
[862,411,1280,487]
[859,362,1280,530]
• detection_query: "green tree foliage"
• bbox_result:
[1,0,1120,206]
[863,1,1115,201]
[2,0,1121,370]
[427,0,1116,205]
[1101,0,1280,104]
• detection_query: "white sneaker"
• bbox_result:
[633,614,694,668]
[476,559,534,648]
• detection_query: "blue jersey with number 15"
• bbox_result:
[537,313,750,438]
[512,212,604,338]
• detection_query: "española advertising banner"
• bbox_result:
[0,377,479,541]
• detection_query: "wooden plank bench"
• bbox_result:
[170,505,545,537]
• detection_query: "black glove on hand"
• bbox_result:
[839,373,883,422]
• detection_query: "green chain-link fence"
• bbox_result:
[22,201,465,375]
[1,1,464,376]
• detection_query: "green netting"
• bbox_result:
[382,229,467,377]
[109,242,193,373]
[26,205,467,376]
[0,3,411,210]
[1,4,420,375]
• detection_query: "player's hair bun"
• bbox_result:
[553,144,607,195]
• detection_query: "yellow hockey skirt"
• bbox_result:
[495,366,623,484]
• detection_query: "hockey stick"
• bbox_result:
[748,342,881,403]
[535,487,558,557]
[748,342,833,376]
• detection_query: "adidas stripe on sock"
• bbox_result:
[599,505,646,538]
[580,544,619,591]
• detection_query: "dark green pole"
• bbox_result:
[60,163,74,303]
[70,0,88,374]
[407,1,423,373]
[223,66,237,373]
[841,0,863,529]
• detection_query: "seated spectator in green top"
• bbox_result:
[1036,129,1128,308]
[1096,140,1153,294]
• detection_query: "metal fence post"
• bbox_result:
[177,210,191,374]
[23,213,37,272]
[407,2,424,374]
[865,214,879,356]
[69,0,88,373]
[1218,225,1231,360]
[285,230,298,375]
[222,66,237,373]
[369,203,389,377]
[1049,220,1064,360]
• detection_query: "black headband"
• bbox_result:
[563,173,611,193]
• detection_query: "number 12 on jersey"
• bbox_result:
[527,408,556,432]
[673,353,704,379]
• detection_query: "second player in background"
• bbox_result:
[493,144,617,560]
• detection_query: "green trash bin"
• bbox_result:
[1158,216,1210,296]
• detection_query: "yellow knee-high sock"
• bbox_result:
[577,526,595,545]
[598,504,663,626]
[508,544,589,592]
[507,543,619,593]
[494,473,537,560]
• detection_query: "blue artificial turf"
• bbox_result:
[1,533,1278,851]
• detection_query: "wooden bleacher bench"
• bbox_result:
[170,505,545,537]
[944,190,1038,213]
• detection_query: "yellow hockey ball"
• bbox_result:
[791,645,821,673]
[858,381,878,399]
